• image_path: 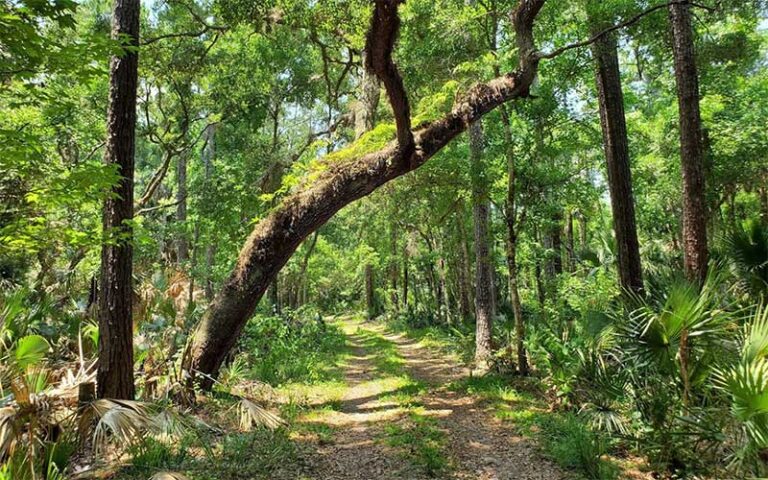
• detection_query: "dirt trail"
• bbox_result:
[291,318,563,480]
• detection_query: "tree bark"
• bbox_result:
[591,27,644,294]
[97,0,139,400]
[355,52,381,140]
[182,0,543,387]
[500,104,528,375]
[669,1,708,285]
[469,120,494,368]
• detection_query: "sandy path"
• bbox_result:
[291,318,564,480]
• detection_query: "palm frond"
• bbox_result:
[81,399,154,451]
[237,397,287,431]
[742,303,768,363]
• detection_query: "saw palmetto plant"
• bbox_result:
[719,219,768,299]
[714,303,768,475]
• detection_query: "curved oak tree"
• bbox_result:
[182,0,676,388]
[181,0,546,387]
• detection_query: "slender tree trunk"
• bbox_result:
[97,0,139,400]
[544,215,563,278]
[390,221,400,311]
[669,1,708,285]
[470,120,493,368]
[203,124,217,300]
[403,242,409,310]
[499,104,528,375]
[535,259,545,309]
[176,152,189,263]
[565,210,575,272]
[269,276,280,315]
[591,26,644,294]
[438,255,450,323]
[365,263,375,320]
[456,203,473,321]
[355,52,381,139]
[578,211,587,251]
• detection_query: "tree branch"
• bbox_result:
[365,0,413,153]
[538,0,710,60]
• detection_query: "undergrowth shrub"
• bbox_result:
[232,308,347,385]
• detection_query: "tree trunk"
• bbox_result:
[203,124,217,300]
[469,120,494,368]
[669,1,708,285]
[456,203,473,321]
[563,211,573,272]
[269,276,280,315]
[544,215,563,278]
[389,221,400,311]
[438,255,450,323]
[403,242,409,310]
[97,0,139,400]
[355,52,381,140]
[181,4,542,386]
[592,26,644,294]
[365,263,375,320]
[500,104,528,375]
[176,152,189,263]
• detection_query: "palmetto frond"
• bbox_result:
[720,219,768,297]
[80,399,155,452]
[621,273,732,375]
[716,304,768,449]
[237,397,287,431]
[742,303,768,363]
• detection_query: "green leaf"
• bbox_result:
[14,334,49,369]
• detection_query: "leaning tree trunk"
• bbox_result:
[182,0,544,388]
[591,26,644,294]
[669,1,708,285]
[469,120,494,368]
[97,0,140,400]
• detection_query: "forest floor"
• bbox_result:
[281,316,565,480]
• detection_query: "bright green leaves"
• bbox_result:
[715,304,768,453]
[14,335,49,371]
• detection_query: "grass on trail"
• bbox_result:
[388,319,620,480]
[449,375,619,480]
[350,322,452,477]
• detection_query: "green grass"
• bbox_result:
[352,326,406,375]
[114,428,297,480]
[449,374,617,480]
[350,323,451,477]
[382,409,450,477]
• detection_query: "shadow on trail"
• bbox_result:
[284,318,563,480]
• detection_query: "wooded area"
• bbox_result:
[2,0,768,479]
